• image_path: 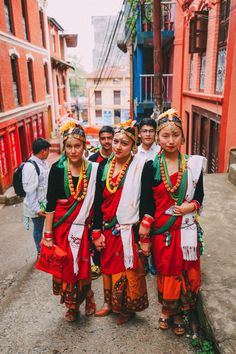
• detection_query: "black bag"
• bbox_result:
[13,160,40,197]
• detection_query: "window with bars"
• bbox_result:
[113,90,121,105]
[189,11,208,53]
[95,109,102,118]
[10,56,21,106]
[27,60,35,102]
[52,34,56,52]
[199,52,206,91]
[95,91,102,105]
[114,109,121,124]
[21,0,29,40]
[62,75,66,101]
[4,0,13,33]
[44,63,50,94]
[39,10,46,47]
[215,0,230,93]
[189,55,193,90]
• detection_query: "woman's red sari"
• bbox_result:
[100,177,138,274]
[53,195,91,283]
[152,173,200,316]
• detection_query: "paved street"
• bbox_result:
[1,173,236,353]
[0,203,194,354]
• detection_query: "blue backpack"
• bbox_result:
[13,160,40,198]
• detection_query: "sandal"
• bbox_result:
[172,322,185,336]
[159,317,172,330]
[65,309,78,322]
[116,312,135,325]
[85,294,96,316]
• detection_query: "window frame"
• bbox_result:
[10,55,21,106]
[21,0,29,41]
[189,11,208,54]
[27,59,35,102]
[4,0,14,34]
[113,90,121,105]
[95,90,102,105]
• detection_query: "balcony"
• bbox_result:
[137,1,176,47]
[139,73,173,107]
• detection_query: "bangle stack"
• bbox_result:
[141,214,154,229]
[192,200,200,211]
[44,230,54,241]
[92,230,101,242]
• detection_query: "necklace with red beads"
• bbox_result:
[106,155,132,194]
[160,152,186,200]
[68,159,88,201]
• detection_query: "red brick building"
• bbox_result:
[0,1,77,193]
[172,0,236,173]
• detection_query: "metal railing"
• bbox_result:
[139,73,173,104]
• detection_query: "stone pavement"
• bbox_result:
[198,173,236,354]
[0,172,235,353]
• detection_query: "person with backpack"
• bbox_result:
[22,138,51,257]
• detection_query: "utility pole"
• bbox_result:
[152,0,163,119]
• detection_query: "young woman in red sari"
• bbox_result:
[43,121,98,322]
[92,123,149,325]
[139,109,206,335]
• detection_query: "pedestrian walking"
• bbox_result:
[139,109,206,336]
[43,121,98,322]
[92,122,149,325]
[137,117,160,275]
[22,138,51,257]
[89,125,114,280]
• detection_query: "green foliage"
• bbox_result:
[191,338,215,354]
[68,55,87,98]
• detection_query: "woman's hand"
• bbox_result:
[43,238,54,248]
[139,242,151,257]
[93,234,106,252]
[139,224,150,239]
[173,201,196,216]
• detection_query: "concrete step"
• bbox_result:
[229,149,236,165]
[228,163,236,186]
[0,187,22,205]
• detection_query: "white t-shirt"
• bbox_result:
[137,143,160,161]
[22,155,49,218]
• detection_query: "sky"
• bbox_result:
[47,0,123,73]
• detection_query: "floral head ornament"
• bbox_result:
[60,119,86,144]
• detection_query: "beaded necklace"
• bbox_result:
[106,155,132,194]
[67,159,88,201]
[160,152,186,201]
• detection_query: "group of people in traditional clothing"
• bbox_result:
[41,108,206,335]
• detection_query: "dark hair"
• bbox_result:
[32,138,51,155]
[99,125,114,137]
[139,118,157,131]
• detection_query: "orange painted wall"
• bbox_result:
[172,0,236,171]
[218,0,236,171]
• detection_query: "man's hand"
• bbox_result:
[38,210,46,217]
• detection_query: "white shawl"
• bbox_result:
[116,155,146,269]
[181,155,207,260]
[68,162,99,275]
